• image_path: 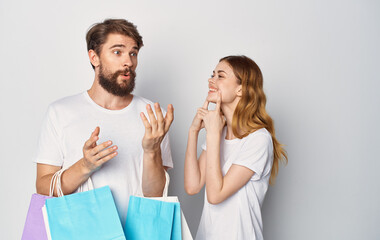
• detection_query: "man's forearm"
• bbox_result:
[36,159,92,196]
[142,150,166,197]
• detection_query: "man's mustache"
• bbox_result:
[116,68,136,78]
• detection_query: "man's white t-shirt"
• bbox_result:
[34,91,173,226]
[196,128,273,240]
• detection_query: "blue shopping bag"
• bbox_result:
[124,196,181,240]
[44,186,125,240]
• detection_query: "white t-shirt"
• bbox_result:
[196,128,273,240]
[34,91,173,226]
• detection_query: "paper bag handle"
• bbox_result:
[162,170,170,198]
[49,169,94,197]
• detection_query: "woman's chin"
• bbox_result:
[206,94,217,103]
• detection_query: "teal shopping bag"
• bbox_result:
[44,186,125,240]
[124,196,181,240]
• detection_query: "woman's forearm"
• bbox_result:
[205,132,224,204]
[184,129,203,195]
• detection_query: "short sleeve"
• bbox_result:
[233,132,273,181]
[34,105,64,166]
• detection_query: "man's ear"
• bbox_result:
[88,49,100,68]
[236,85,242,97]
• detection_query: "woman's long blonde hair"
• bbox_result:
[220,55,287,185]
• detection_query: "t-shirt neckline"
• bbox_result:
[83,91,135,114]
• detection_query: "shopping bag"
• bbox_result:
[151,196,193,240]
[125,171,192,240]
[42,170,125,240]
[21,194,52,240]
[124,196,177,240]
[21,168,64,240]
[149,171,193,240]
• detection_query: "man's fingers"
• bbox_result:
[91,140,113,156]
[84,134,98,149]
[146,104,158,129]
[93,126,100,137]
[86,127,100,148]
[164,104,174,133]
[97,151,118,165]
[202,100,209,110]
[95,145,118,160]
[154,103,164,130]
[140,112,152,133]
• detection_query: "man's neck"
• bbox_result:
[87,81,133,110]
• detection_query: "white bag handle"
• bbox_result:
[49,169,64,197]
[49,169,94,197]
[162,170,170,198]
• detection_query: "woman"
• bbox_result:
[184,55,287,240]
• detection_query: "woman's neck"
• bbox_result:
[221,99,240,140]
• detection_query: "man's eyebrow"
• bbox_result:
[109,45,139,51]
[110,44,126,49]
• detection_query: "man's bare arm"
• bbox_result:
[36,127,118,196]
[140,103,174,197]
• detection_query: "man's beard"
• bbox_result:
[98,63,136,97]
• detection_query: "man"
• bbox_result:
[34,19,174,225]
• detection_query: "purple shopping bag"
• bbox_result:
[21,193,52,240]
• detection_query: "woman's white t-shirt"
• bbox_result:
[196,128,273,240]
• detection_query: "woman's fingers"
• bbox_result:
[202,100,209,110]
[216,91,222,112]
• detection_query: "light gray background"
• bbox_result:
[1,0,379,239]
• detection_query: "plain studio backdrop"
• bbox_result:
[1,0,379,239]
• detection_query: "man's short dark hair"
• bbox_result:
[86,19,143,68]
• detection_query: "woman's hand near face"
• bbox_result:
[190,100,209,133]
[203,91,226,135]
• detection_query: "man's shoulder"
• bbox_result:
[48,92,87,111]
[132,95,167,114]
[132,95,154,105]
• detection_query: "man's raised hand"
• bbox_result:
[81,126,118,174]
[140,103,174,153]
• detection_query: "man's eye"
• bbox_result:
[113,50,121,55]
[130,52,137,57]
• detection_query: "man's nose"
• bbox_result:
[123,55,133,68]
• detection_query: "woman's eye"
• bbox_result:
[211,75,214,78]
[218,75,223,78]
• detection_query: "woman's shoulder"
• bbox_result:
[244,128,273,146]
[248,128,271,139]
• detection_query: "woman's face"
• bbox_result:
[207,61,242,104]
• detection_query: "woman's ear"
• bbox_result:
[236,85,242,97]
[88,50,100,68]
